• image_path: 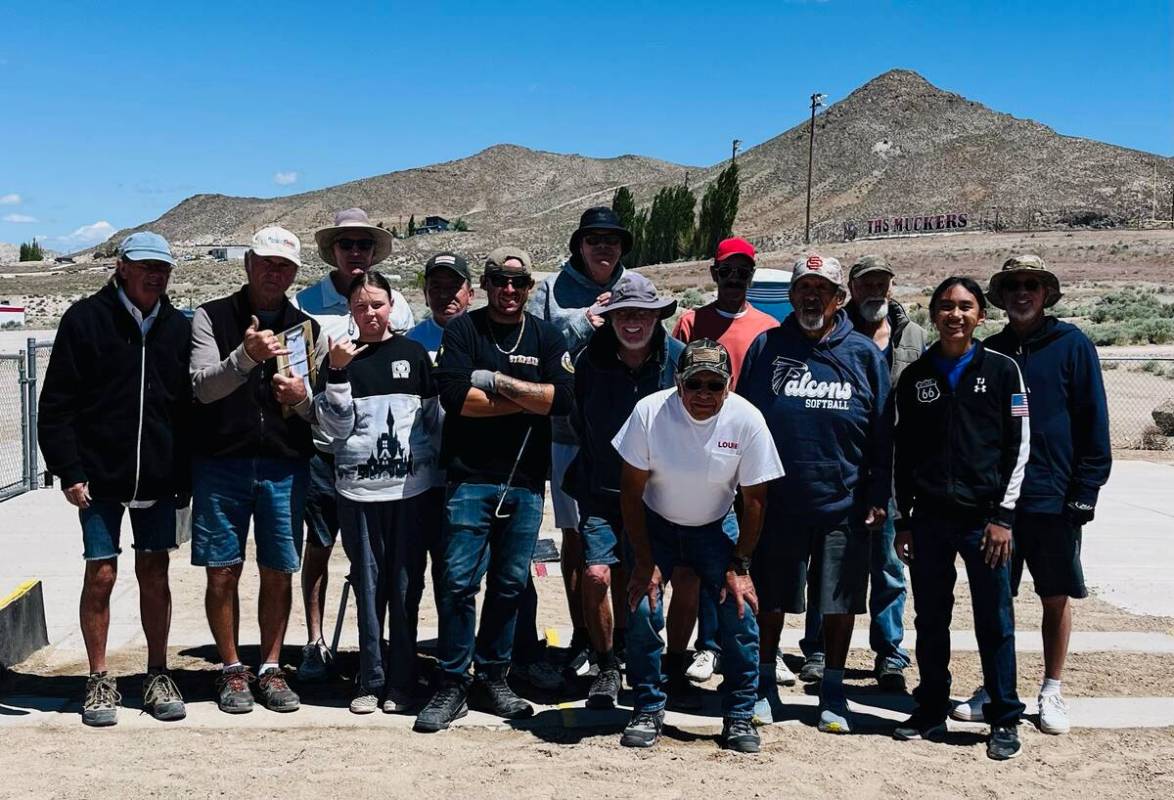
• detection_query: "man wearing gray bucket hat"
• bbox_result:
[961,255,1111,736]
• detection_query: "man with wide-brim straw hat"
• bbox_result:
[292,207,414,684]
[985,254,1063,311]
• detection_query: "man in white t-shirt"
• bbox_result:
[613,339,784,754]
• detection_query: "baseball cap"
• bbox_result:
[250,226,302,267]
[848,254,894,281]
[715,237,756,265]
[118,231,176,266]
[484,246,532,275]
[791,253,845,289]
[424,251,471,282]
[678,338,732,382]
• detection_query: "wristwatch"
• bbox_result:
[727,555,752,575]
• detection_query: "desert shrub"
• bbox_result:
[1089,288,1174,324]
[678,288,706,309]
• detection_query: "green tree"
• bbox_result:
[629,208,649,267]
[19,238,43,261]
[643,185,696,265]
[612,186,636,231]
[453,218,469,232]
[694,162,740,258]
[407,215,416,237]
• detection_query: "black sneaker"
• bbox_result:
[799,654,825,683]
[142,670,186,721]
[586,667,621,710]
[413,680,468,733]
[876,662,908,693]
[893,710,948,741]
[257,667,300,712]
[469,672,534,719]
[620,709,664,748]
[82,672,120,727]
[987,725,1023,761]
[215,665,255,714]
[721,717,761,753]
[563,631,592,679]
[666,671,702,711]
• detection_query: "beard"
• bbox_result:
[859,298,888,323]
[797,309,827,332]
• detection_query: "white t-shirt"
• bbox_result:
[612,388,785,526]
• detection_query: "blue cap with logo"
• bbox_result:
[118,231,176,267]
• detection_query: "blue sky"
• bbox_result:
[1,0,1170,252]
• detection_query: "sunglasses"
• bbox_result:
[1003,278,1041,292]
[487,273,534,290]
[716,265,754,280]
[336,238,375,252]
[683,378,727,393]
[584,233,622,247]
[128,260,173,275]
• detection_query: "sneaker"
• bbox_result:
[817,693,853,734]
[586,667,622,710]
[620,709,664,748]
[469,673,534,720]
[82,672,120,727]
[297,640,330,682]
[563,634,592,678]
[950,686,989,722]
[413,680,468,732]
[686,650,718,682]
[666,670,702,711]
[349,692,379,714]
[775,651,797,686]
[215,665,255,714]
[987,725,1023,760]
[513,659,564,691]
[799,654,825,683]
[142,670,186,721]
[1038,692,1070,735]
[257,667,300,712]
[876,662,907,693]
[893,710,948,741]
[721,717,761,753]
[382,687,415,714]
[752,667,782,726]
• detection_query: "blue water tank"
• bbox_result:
[746,268,793,323]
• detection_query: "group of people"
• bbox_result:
[38,203,1111,762]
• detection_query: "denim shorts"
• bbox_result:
[191,457,309,573]
[80,498,177,561]
[579,511,623,567]
[304,452,340,549]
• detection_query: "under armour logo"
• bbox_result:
[974,377,987,393]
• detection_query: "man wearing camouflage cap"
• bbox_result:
[737,253,893,733]
[956,255,1111,735]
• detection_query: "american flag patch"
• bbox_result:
[1010,393,1029,417]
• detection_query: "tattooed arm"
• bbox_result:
[494,374,555,415]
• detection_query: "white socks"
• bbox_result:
[1040,677,1062,697]
[259,662,279,675]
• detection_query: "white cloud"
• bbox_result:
[0,193,20,205]
[273,171,299,186]
[43,220,117,253]
[3,213,37,223]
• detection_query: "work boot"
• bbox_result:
[82,672,120,727]
[469,670,534,719]
[413,679,468,732]
[257,667,300,712]
[216,665,255,714]
[142,669,186,721]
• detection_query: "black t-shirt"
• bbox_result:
[435,307,574,490]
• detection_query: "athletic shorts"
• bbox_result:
[1011,511,1087,599]
[550,442,579,529]
[752,517,870,616]
[304,452,340,549]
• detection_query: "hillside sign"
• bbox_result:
[863,212,970,236]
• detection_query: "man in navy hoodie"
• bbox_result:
[968,255,1111,735]
[738,254,892,733]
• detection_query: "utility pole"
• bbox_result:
[1169,184,1173,229]
[804,93,826,245]
[732,138,742,164]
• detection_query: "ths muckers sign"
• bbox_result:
[867,212,969,236]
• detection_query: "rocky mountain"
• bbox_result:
[99,70,1173,264]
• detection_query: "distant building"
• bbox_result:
[415,216,451,235]
[0,301,26,327]
[54,256,76,265]
[208,245,249,261]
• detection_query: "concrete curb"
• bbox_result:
[0,580,49,669]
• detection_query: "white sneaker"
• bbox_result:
[950,686,989,722]
[775,651,797,686]
[349,692,378,714]
[1038,692,1070,735]
[686,650,718,682]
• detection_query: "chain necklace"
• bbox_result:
[488,314,526,355]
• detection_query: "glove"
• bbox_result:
[471,369,498,394]
[1064,500,1095,527]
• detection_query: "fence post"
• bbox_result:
[18,354,30,491]
[26,338,39,489]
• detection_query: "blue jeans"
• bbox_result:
[800,501,910,669]
[692,509,739,654]
[436,482,544,680]
[80,498,178,560]
[909,511,1024,727]
[627,506,759,720]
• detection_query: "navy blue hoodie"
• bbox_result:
[984,317,1111,513]
[737,310,892,523]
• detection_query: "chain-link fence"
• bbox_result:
[0,340,51,502]
[1100,357,1174,450]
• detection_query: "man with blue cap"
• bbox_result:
[40,231,193,726]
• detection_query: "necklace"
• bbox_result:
[488,314,526,355]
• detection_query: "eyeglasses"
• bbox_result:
[128,260,173,275]
[336,238,375,252]
[683,378,727,393]
[487,273,534,290]
[1003,278,1041,292]
[584,233,622,248]
[716,265,754,280]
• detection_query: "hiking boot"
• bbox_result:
[987,725,1023,760]
[876,662,907,693]
[216,665,255,714]
[349,691,379,714]
[382,687,416,714]
[722,717,761,753]
[469,672,534,719]
[512,659,564,691]
[620,709,664,748]
[586,667,622,710]
[775,651,797,686]
[257,667,300,712]
[686,650,718,682]
[817,691,852,734]
[799,654,825,683]
[950,686,989,722]
[413,680,468,732]
[82,672,120,727]
[297,640,330,682]
[666,670,702,711]
[893,710,948,741]
[1038,692,1070,735]
[142,670,186,721]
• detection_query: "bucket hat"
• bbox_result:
[569,206,633,256]
[314,208,393,267]
[590,272,676,319]
[986,254,1062,309]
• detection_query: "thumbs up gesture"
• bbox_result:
[243,315,290,363]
